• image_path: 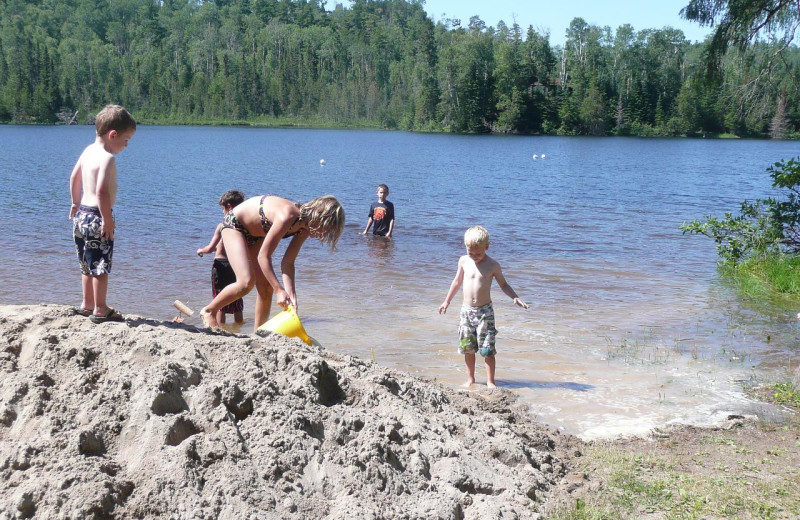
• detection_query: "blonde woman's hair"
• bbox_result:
[464,225,490,247]
[300,195,345,249]
[95,104,136,136]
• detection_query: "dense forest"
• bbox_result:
[1,0,798,136]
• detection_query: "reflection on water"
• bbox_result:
[2,125,799,439]
[498,380,595,392]
[364,234,395,263]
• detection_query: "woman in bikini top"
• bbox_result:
[222,195,302,245]
[203,194,345,332]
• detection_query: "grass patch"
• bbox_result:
[546,380,800,519]
[603,336,675,365]
[720,253,800,303]
[548,437,799,519]
[773,382,800,407]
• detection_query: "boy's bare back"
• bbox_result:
[75,142,118,209]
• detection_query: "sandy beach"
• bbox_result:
[0,304,575,518]
[2,304,797,519]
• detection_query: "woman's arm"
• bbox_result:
[280,231,310,310]
[257,200,302,307]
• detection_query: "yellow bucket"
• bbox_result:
[256,306,312,345]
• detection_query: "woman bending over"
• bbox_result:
[201,194,344,331]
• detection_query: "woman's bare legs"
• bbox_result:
[251,245,273,331]
[201,230,255,328]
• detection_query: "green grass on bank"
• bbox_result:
[548,442,799,519]
[774,382,800,407]
[720,253,800,303]
[547,382,800,519]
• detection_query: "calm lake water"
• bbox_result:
[2,125,798,439]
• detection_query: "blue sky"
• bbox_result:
[420,0,712,46]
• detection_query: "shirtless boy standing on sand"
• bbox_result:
[69,104,136,323]
[439,226,529,388]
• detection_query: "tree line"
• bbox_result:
[1,0,798,137]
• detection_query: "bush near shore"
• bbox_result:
[682,156,800,304]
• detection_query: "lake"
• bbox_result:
[1,125,798,439]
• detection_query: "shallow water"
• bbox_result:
[1,125,797,439]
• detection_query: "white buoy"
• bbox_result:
[541,154,546,159]
[532,154,538,159]
[320,159,326,165]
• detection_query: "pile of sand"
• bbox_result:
[0,304,571,519]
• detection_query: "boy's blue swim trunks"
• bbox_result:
[458,302,497,357]
[73,205,113,276]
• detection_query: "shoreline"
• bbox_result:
[6,121,799,141]
[2,304,797,518]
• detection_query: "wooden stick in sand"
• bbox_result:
[172,300,194,323]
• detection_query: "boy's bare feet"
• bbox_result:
[461,379,475,388]
[486,381,497,389]
[200,307,219,329]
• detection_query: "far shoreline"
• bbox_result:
[2,120,794,140]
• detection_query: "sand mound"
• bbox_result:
[0,305,569,519]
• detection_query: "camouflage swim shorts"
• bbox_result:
[458,302,497,357]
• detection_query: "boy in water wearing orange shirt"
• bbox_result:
[68,105,136,323]
[439,226,529,388]
[361,184,394,238]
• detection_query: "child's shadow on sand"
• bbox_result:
[124,317,246,337]
[497,380,594,392]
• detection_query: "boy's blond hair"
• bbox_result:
[464,225,490,248]
[95,104,136,136]
[300,195,345,249]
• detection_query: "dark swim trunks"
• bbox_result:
[211,258,244,315]
[73,205,113,276]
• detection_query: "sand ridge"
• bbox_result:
[0,304,571,519]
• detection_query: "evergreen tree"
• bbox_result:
[0,0,795,138]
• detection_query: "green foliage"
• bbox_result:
[773,382,800,407]
[680,201,782,263]
[681,0,800,78]
[681,157,800,263]
[766,157,800,252]
[720,252,800,300]
[0,0,798,136]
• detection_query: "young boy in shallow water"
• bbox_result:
[438,226,529,388]
[361,183,394,238]
[68,104,136,323]
[197,190,246,325]
[200,194,345,332]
